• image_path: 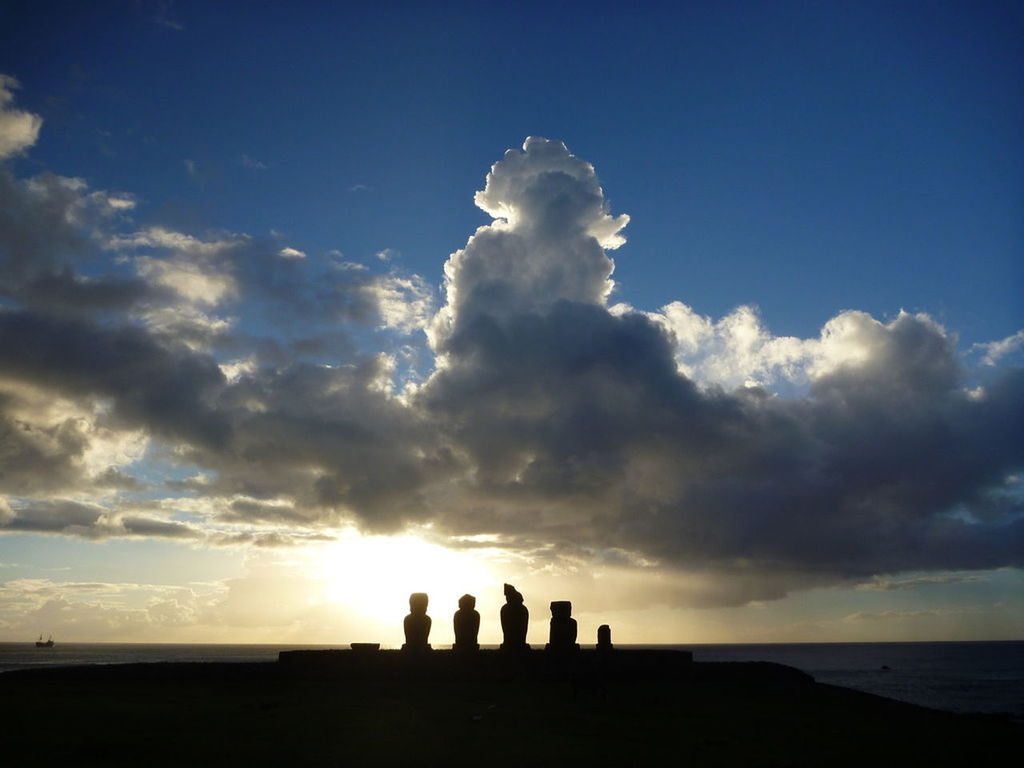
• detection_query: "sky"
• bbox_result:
[0,0,1021,645]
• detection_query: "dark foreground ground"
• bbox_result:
[1,650,1018,766]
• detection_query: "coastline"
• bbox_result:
[4,639,1020,717]
[1,650,1018,766]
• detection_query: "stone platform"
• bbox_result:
[276,647,813,687]
[278,647,693,681]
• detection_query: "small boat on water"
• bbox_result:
[35,634,54,648]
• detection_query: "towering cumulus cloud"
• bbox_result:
[421,138,1024,604]
[430,137,628,346]
[1,122,1022,608]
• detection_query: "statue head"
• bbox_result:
[503,583,524,605]
[408,592,429,614]
[458,593,476,611]
[550,600,572,619]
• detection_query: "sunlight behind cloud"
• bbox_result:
[318,534,495,632]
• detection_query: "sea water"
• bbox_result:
[677,641,1024,717]
[1,640,1020,717]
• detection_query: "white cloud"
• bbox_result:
[112,225,239,257]
[278,246,306,259]
[635,302,956,393]
[241,154,268,170]
[152,1,185,33]
[472,137,629,250]
[429,137,629,352]
[372,273,433,333]
[975,329,1024,366]
[112,226,244,307]
[0,75,42,160]
[635,301,820,389]
[0,578,234,643]
[218,358,256,384]
[87,190,137,213]
[335,260,368,271]
[135,254,236,305]
[136,304,233,350]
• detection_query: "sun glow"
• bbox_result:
[319,534,495,634]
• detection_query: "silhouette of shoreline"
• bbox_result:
[1,650,1018,765]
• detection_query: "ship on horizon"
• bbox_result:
[35,634,54,648]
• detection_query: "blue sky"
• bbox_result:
[9,1,1021,339]
[0,1,1021,644]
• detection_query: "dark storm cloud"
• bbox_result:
[0,499,105,535]
[0,310,230,449]
[0,499,200,540]
[0,170,155,313]
[207,531,336,548]
[423,301,712,496]
[219,498,311,525]
[16,268,154,314]
[0,405,92,495]
[0,497,328,547]
[180,355,442,531]
[120,515,198,539]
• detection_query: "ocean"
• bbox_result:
[1,640,1020,717]
[677,641,1024,718]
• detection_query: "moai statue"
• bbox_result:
[546,600,579,651]
[499,583,530,651]
[453,593,480,652]
[597,624,613,651]
[402,592,432,651]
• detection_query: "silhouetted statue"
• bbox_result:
[500,583,530,651]
[597,624,613,651]
[453,593,480,652]
[402,592,432,651]
[546,600,579,651]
